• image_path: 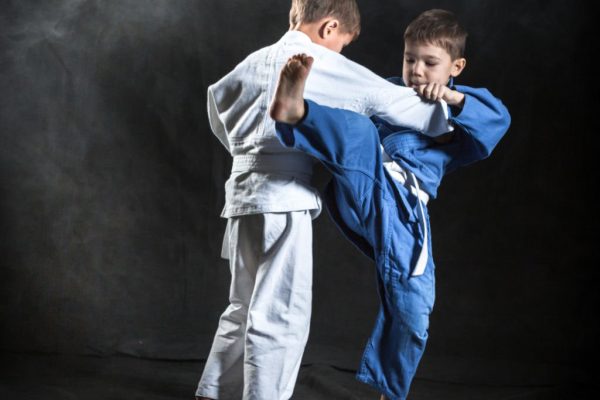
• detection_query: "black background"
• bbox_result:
[1,0,597,386]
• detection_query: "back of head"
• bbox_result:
[404,9,467,60]
[289,0,361,37]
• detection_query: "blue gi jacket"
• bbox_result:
[275,91,510,398]
[373,77,511,198]
[274,78,511,400]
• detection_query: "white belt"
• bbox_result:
[383,160,429,277]
[407,172,429,276]
[231,153,313,175]
[383,161,429,205]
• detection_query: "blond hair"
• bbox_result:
[289,0,361,36]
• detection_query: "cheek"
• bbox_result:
[427,68,446,84]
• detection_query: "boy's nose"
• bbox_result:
[411,62,423,76]
[415,63,424,76]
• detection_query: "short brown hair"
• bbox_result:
[404,9,467,59]
[289,0,361,37]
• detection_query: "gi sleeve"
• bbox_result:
[447,85,511,168]
[207,84,230,153]
[205,60,253,154]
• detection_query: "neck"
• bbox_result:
[292,22,321,43]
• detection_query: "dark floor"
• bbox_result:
[0,353,595,399]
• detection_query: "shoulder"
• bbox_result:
[244,41,276,63]
[385,76,405,86]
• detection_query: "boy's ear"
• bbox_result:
[451,58,467,77]
[318,18,340,39]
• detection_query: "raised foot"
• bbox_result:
[269,53,313,124]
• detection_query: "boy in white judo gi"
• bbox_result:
[196,1,454,399]
[269,9,510,399]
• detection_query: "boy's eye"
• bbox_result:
[425,62,438,67]
[405,58,415,63]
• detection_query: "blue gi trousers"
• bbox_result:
[276,100,436,400]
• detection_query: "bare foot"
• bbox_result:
[269,53,314,124]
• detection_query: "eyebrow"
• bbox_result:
[404,52,442,61]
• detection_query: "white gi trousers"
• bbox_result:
[196,210,313,400]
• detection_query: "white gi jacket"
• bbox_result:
[207,30,451,218]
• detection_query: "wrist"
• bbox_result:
[447,91,465,107]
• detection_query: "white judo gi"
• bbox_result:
[196,30,451,400]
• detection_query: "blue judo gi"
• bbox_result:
[275,79,511,400]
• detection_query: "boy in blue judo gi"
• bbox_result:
[269,9,511,400]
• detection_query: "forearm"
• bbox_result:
[449,86,511,159]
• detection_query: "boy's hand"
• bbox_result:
[415,83,465,107]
